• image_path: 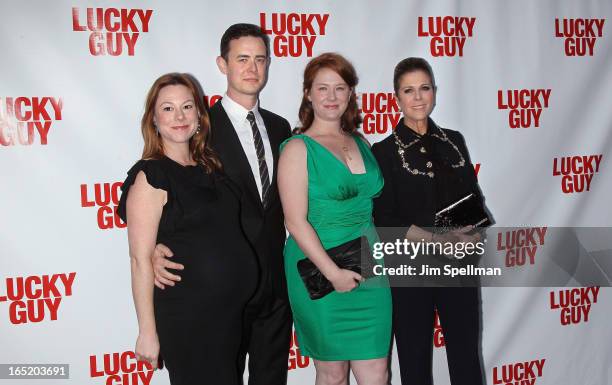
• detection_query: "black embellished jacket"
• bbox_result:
[372,118,486,230]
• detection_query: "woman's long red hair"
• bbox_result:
[141,73,221,172]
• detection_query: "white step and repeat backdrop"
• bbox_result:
[1,1,611,384]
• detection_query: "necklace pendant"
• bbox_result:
[342,146,352,161]
[420,146,426,153]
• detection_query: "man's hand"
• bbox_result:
[152,243,184,289]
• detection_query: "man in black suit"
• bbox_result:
[151,23,292,385]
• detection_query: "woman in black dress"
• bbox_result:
[372,58,486,385]
[117,73,257,385]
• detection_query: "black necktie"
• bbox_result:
[246,111,271,207]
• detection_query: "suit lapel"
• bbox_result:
[210,102,262,210]
[260,108,284,206]
[260,108,281,181]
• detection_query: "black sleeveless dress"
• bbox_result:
[118,156,258,385]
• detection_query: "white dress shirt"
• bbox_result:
[221,94,274,201]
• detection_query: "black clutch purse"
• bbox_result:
[297,236,376,300]
[434,192,492,231]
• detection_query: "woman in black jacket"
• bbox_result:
[372,57,486,385]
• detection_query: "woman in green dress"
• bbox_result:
[278,53,392,385]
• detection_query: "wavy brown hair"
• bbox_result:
[141,73,221,172]
[297,52,363,134]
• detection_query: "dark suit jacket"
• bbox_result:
[209,100,291,301]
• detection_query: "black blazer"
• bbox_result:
[209,100,291,300]
[372,119,486,230]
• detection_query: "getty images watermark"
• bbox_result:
[370,237,500,278]
[366,227,612,287]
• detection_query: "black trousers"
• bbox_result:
[238,289,293,385]
[392,287,485,385]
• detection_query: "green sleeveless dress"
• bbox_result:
[281,134,392,361]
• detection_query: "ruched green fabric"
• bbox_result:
[281,134,391,361]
